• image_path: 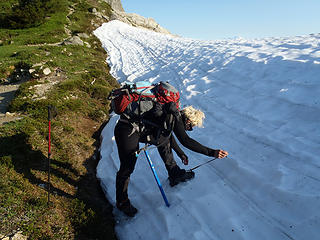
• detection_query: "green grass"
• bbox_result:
[0,0,118,239]
[0,0,68,44]
[0,0,68,82]
[0,133,50,238]
[8,10,68,45]
[0,0,18,13]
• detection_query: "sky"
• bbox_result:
[121,0,320,40]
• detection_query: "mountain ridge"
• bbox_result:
[104,0,171,34]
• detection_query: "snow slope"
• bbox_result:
[94,20,320,240]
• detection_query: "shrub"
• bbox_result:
[2,0,60,29]
[0,155,14,168]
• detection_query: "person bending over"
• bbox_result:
[114,103,228,217]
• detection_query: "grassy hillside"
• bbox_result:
[0,0,118,239]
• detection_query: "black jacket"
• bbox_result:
[171,113,216,157]
[142,102,216,157]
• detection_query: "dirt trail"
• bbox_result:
[0,5,76,125]
[0,82,23,124]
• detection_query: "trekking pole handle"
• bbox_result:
[48,105,53,121]
[48,105,57,121]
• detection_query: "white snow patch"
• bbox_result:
[94,20,320,240]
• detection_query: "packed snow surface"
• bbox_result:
[94,20,320,240]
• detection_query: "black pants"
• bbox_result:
[114,121,180,203]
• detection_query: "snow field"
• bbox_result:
[94,21,320,240]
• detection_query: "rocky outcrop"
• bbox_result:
[103,0,124,12]
[110,11,171,35]
[103,0,171,35]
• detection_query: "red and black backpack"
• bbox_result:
[108,81,180,121]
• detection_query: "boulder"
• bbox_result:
[62,36,84,46]
[43,68,51,75]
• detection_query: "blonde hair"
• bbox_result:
[181,106,205,128]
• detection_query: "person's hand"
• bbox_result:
[180,154,189,165]
[214,150,228,159]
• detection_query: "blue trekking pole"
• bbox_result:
[144,149,170,207]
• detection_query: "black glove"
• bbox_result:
[180,154,189,165]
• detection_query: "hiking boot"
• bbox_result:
[116,199,138,217]
[169,170,195,187]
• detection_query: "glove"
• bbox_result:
[180,154,189,165]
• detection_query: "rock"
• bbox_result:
[102,14,110,21]
[43,68,51,75]
[29,69,36,74]
[89,7,97,13]
[77,33,90,39]
[103,0,124,12]
[0,231,26,240]
[111,12,171,35]
[102,0,171,35]
[32,63,43,68]
[94,11,103,18]
[11,231,27,240]
[93,22,100,28]
[62,36,84,46]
